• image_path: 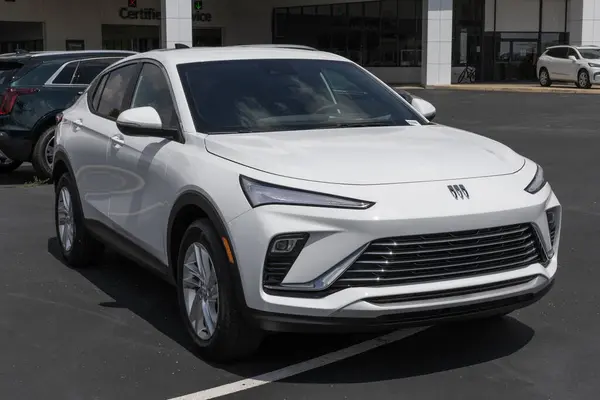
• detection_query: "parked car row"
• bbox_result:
[0,49,135,179]
[50,45,561,363]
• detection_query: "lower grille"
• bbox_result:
[331,223,545,289]
[546,209,558,247]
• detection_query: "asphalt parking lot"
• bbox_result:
[1,89,599,400]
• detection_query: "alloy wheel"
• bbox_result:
[57,186,75,252]
[182,242,219,340]
[540,71,548,85]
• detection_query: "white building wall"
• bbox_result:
[421,0,453,86]
[569,0,600,45]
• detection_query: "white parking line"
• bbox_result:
[169,327,428,400]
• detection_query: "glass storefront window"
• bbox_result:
[272,0,422,68]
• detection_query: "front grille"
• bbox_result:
[331,223,545,289]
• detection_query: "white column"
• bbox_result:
[161,0,193,48]
[568,0,600,45]
[420,0,453,86]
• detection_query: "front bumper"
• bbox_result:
[228,162,561,329]
[588,66,600,84]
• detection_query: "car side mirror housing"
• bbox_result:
[411,97,436,121]
[116,106,176,138]
[568,55,577,62]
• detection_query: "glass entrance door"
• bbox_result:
[493,39,537,81]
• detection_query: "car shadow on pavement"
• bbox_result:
[47,236,535,382]
[0,165,40,187]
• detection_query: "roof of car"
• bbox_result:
[0,50,136,61]
[124,46,348,66]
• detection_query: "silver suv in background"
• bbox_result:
[537,45,600,89]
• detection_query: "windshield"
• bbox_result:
[578,49,600,59]
[177,58,426,134]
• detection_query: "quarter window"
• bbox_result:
[52,62,78,84]
[130,63,178,129]
[96,63,139,119]
[73,58,121,85]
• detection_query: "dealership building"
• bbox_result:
[0,0,597,85]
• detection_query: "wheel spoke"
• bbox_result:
[202,299,216,336]
[199,247,212,285]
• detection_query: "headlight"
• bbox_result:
[589,62,600,68]
[524,164,547,194]
[239,175,374,209]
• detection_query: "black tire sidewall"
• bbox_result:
[577,70,591,88]
[539,68,551,86]
[32,126,55,180]
[176,219,234,350]
[54,173,91,266]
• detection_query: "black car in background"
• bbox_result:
[0,50,135,179]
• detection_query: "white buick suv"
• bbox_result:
[53,46,561,362]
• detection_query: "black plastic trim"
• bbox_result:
[84,219,173,284]
[167,191,249,309]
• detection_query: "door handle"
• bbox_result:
[110,134,125,146]
[77,91,84,95]
[72,119,83,131]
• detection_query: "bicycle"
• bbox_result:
[457,64,476,83]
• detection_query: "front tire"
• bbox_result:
[31,125,56,181]
[577,69,592,89]
[54,173,104,268]
[176,219,263,362]
[539,68,551,87]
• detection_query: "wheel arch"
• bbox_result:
[52,149,75,184]
[167,190,248,308]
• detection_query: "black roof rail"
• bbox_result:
[234,44,318,51]
[175,43,190,49]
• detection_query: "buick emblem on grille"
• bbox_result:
[448,184,469,200]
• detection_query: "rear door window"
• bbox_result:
[52,61,78,84]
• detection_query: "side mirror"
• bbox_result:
[411,97,436,121]
[116,106,176,138]
[568,55,577,62]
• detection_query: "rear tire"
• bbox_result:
[31,125,55,181]
[176,219,263,362]
[54,173,104,268]
[539,68,552,87]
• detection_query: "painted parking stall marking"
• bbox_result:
[169,327,429,400]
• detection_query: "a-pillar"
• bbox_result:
[420,0,453,86]
[568,0,600,45]
[161,0,193,48]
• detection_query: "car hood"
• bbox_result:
[204,125,525,185]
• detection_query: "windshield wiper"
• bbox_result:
[330,120,399,128]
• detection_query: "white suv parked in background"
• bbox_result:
[537,45,600,88]
[53,46,561,362]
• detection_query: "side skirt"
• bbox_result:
[84,219,175,285]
